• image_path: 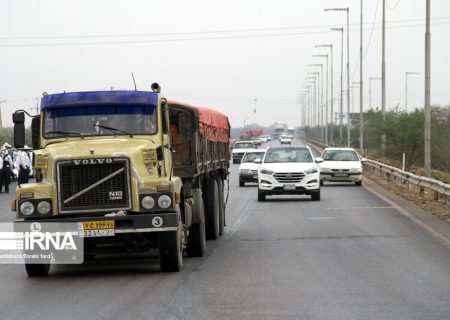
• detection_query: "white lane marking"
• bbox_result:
[364,183,450,250]
[306,217,335,220]
[326,206,400,210]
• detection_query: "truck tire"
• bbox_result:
[215,176,225,235]
[204,177,220,240]
[159,228,183,272]
[25,263,50,277]
[186,189,206,257]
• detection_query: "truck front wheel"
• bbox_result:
[159,228,183,272]
[186,189,206,257]
[25,263,50,277]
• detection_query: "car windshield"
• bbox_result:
[242,152,265,163]
[43,104,157,138]
[264,148,312,163]
[322,150,359,161]
[234,143,254,149]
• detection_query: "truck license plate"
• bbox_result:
[283,184,296,190]
[79,220,115,238]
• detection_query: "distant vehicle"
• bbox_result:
[287,127,295,139]
[259,136,268,143]
[319,148,364,186]
[279,134,292,145]
[232,141,257,164]
[256,146,322,201]
[272,124,285,140]
[252,137,263,146]
[260,134,271,142]
[238,150,267,187]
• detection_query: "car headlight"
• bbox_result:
[20,201,34,216]
[37,201,51,215]
[141,196,155,209]
[305,167,318,174]
[158,195,172,209]
[351,168,362,173]
[320,167,331,172]
[260,168,274,175]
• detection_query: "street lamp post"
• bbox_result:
[307,73,320,138]
[315,44,334,144]
[405,72,419,112]
[331,27,344,144]
[309,66,324,141]
[424,0,431,176]
[306,76,318,138]
[326,7,350,146]
[313,54,329,144]
[243,98,257,139]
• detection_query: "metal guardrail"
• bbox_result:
[302,137,450,205]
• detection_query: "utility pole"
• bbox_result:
[405,72,419,113]
[307,72,320,138]
[313,54,329,144]
[33,97,40,115]
[331,28,344,145]
[424,0,431,177]
[381,0,386,153]
[359,0,364,153]
[369,77,381,109]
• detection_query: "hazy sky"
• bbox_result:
[1,0,449,128]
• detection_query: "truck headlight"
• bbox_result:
[37,201,51,215]
[158,195,172,209]
[141,196,155,209]
[20,201,34,216]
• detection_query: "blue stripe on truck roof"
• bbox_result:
[41,91,158,111]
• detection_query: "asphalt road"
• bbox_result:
[0,140,449,320]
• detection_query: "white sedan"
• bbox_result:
[319,148,364,186]
[256,146,322,201]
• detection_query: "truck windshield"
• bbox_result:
[43,104,157,138]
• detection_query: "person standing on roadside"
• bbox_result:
[0,149,13,193]
[16,151,31,186]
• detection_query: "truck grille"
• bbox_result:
[274,172,305,183]
[57,158,131,213]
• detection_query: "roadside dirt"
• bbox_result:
[364,171,450,224]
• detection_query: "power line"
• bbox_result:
[0,15,448,41]
[0,21,449,48]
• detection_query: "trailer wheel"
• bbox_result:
[204,177,220,240]
[159,228,183,272]
[186,189,206,257]
[215,176,225,235]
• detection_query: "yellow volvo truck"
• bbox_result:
[12,84,230,276]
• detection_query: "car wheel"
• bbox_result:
[355,180,362,186]
[257,190,266,202]
[320,180,324,186]
[239,179,244,187]
[311,189,321,201]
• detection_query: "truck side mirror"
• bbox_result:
[13,111,25,148]
[31,116,41,149]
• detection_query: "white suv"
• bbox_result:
[256,146,322,201]
[319,148,363,186]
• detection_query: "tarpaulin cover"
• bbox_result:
[169,101,230,143]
